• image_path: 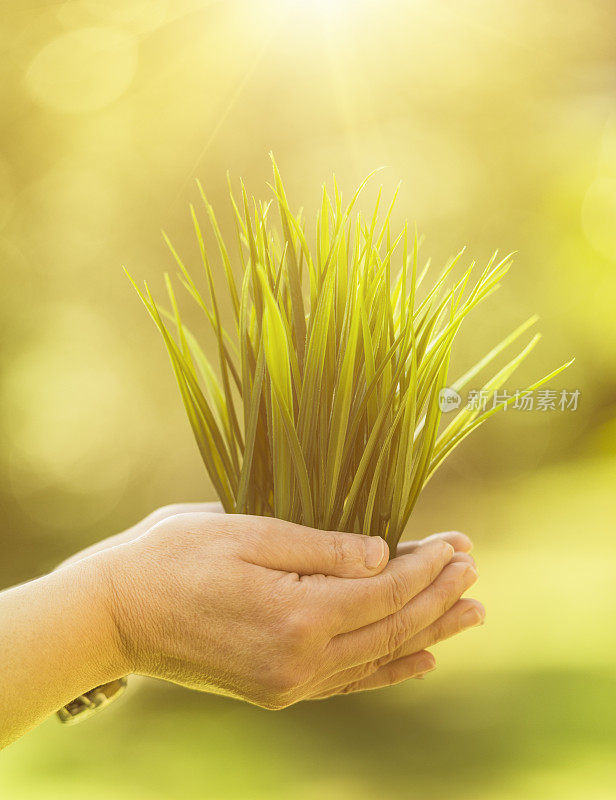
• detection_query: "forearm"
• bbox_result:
[0,556,125,749]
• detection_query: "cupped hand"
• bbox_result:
[94,512,483,709]
[57,502,224,568]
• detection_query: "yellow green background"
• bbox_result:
[1,1,614,798]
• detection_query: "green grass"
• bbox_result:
[127,156,571,549]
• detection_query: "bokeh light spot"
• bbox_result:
[1,303,155,528]
[25,27,138,114]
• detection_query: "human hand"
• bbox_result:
[56,502,224,569]
[308,534,482,698]
[94,513,483,709]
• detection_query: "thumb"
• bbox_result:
[240,516,389,578]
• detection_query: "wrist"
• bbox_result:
[0,554,132,745]
[58,553,132,684]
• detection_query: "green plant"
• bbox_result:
[127,157,572,552]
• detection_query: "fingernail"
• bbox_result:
[443,542,455,558]
[365,536,387,570]
[461,607,485,627]
[418,653,436,673]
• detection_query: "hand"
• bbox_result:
[96,512,483,709]
[57,502,224,569]
[308,535,482,698]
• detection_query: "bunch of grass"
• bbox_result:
[128,157,571,551]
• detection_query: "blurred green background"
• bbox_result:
[1,0,615,797]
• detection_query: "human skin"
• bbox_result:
[0,505,483,749]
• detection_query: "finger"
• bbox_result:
[392,598,485,658]
[397,531,472,555]
[312,597,484,696]
[310,651,436,699]
[313,538,456,634]
[235,515,389,578]
[326,559,477,670]
[447,551,476,567]
[401,546,475,572]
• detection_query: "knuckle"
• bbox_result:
[429,615,447,643]
[438,563,470,597]
[435,582,455,614]
[283,611,313,649]
[438,609,453,635]
[424,541,454,577]
[328,534,356,568]
[260,614,316,701]
[438,574,458,597]
[384,612,410,652]
[450,563,476,591]
[384,571,410,611]
[455,561,476,580]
